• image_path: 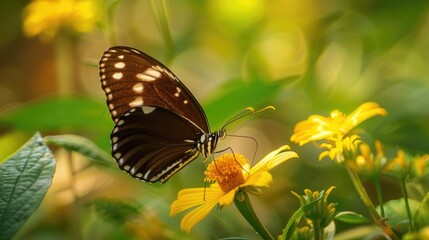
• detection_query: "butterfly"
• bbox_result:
[99,46,229,183]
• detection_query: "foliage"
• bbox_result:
[1,0,429,239]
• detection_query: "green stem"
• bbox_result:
[400,177,414,232]
[373,174,385,217]
[313,220,323,240]
[346,167,400,240]
[234,191,274,240]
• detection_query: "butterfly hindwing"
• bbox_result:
[111,106,202,183]
[99,46,210,132]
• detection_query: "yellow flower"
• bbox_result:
[412,154,429,177]
[383,149,429,179]
[354,140,387,173]
[319,135,361,163]
[291,186,336,228]
[170,145,298,233]
[23,0,100,40]
[291,102,387,146]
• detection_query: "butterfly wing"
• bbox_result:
[111,106,203,183]
[99,46,210,133]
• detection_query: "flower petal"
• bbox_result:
[243,171,273,188]
[179,193,222,233]
[170,185,223,216]
[250,145,298,174]
[218,189,237,206]
[344,102,387,132]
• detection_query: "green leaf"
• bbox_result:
[90,198,140,225]
[280,207,304,240]
[0,132,56,240]
[414,192,429,228]
[0,96,111,132]
[334,211,370,224]
[44,134,115,168]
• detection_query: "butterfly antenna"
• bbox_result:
[220,106,275,131]
[225,134,259,167]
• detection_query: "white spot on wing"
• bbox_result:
[104,87,111,93]
[135,173,143,178]
[112,110,118,116]
[184,100,188,104]
[155,65,176,80]
[107,93,113,100]
[145,68,162,78]
[115,62,125,69]
[112,136,118,143]
[174,87,181,97]
[118,158,124,165]
[118,55,124,59]
[129,97,144,107]
[113,72,123,80]
[133,83,144,93]
[108,103,114,110]
[136,73,156,82]
[114,152,121,158]
[141,106,155,114]
[143,170,151,180]
[117,119,124,126]
[123,165,131,171]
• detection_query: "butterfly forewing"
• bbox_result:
[99,46,221,183]
[112,106,202,182]
[99,46,209,132]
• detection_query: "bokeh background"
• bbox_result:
[1,0,429,239]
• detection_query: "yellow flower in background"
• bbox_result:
[354,140,387,173]
[319,135,361,163]
[170,146,298,233]
[383,149,429,179]
[291,102,387,146]
[23,0,99,40]
[413,154,429,177]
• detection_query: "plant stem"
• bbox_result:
[400,177,414,232]
[313,220,324,240]
[373,174,385,217]
[234,191,274,240]
[346,167,400,240]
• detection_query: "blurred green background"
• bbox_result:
[1,0,429,239]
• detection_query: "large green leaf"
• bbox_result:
[44,134,115,168]
[0,132,56,240]
[0,96,111,132]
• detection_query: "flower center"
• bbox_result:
[205,153,248,193]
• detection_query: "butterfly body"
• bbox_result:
[99,46,222,183]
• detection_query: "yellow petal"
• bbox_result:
[170,186,223,216]
[218,189,237,206]
[250,145,298,174]
[344,102,387,132]
[180,193,222,233]
[244,171,273,188]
